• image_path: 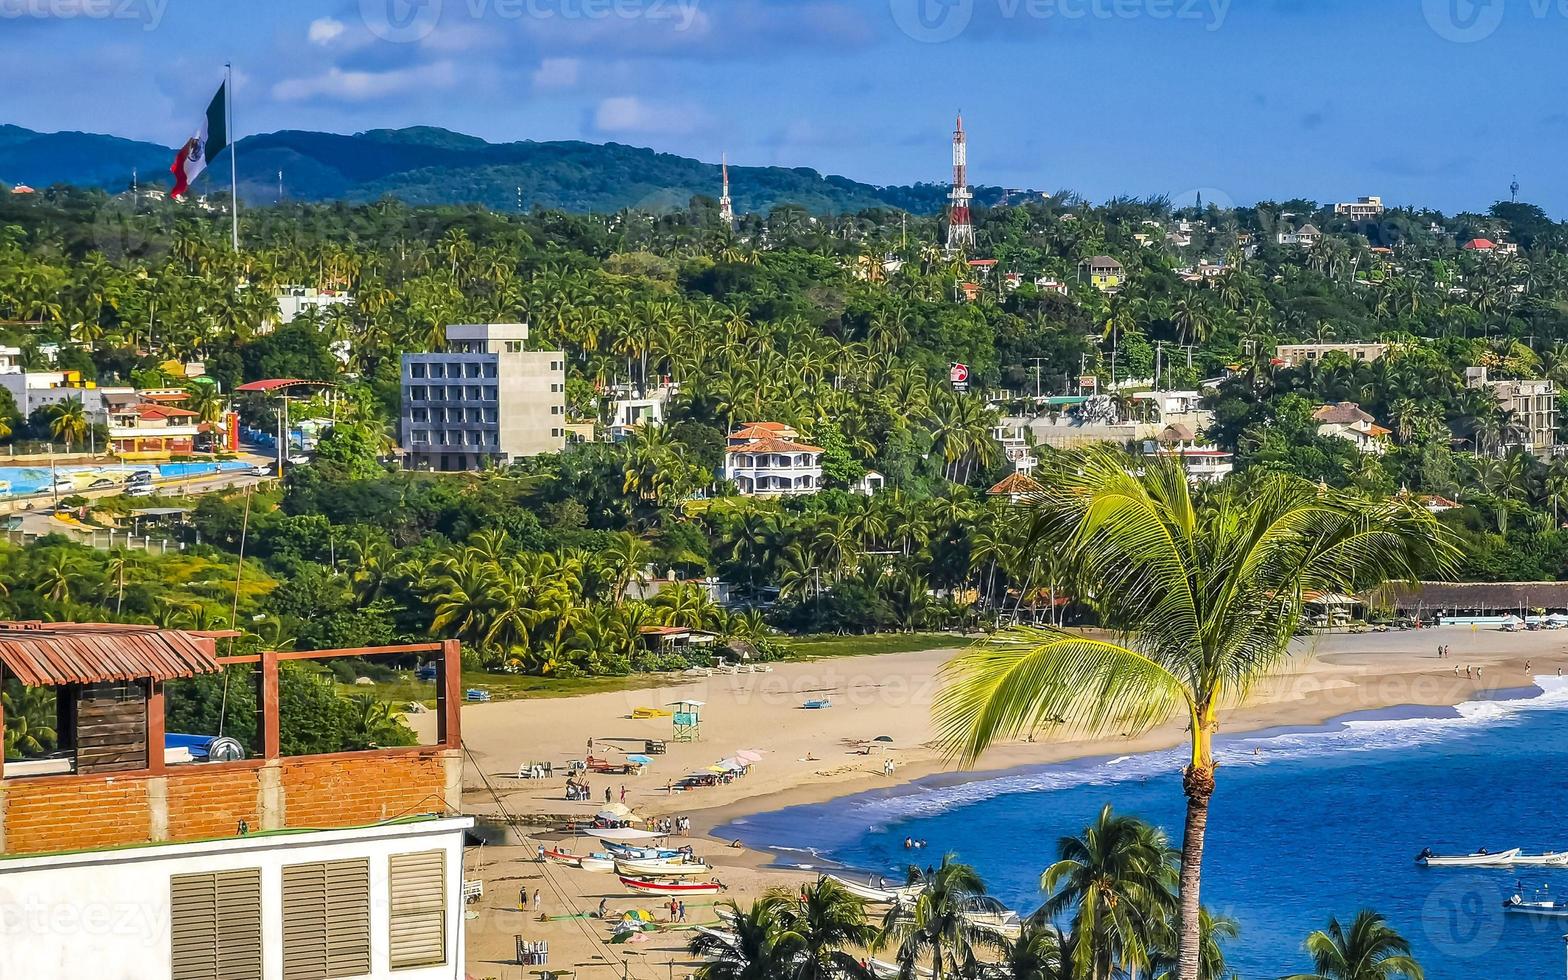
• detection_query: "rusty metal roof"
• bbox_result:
[0,623,222,686]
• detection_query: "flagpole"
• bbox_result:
[226,62,238,253]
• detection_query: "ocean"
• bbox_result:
[716,678,1568,979]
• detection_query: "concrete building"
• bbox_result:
[724,423,823,495]
[1277,223,1323,247]
[1142,423,1234,483]
[401,323,566,471]
[1275,343,1389,369]
[107,402,202,458]
[0,622,470,979]
[272,285,353,329]
[1314,402,1391,454]
[1467,366,1558,456]
[1334,196,1385,221]
[0,370,132,426]
[1079,255,1125,293]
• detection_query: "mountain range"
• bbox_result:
[0,124,1027,216]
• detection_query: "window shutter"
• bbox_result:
[171,869,262,980]
[388,850,446,969]
[283,859,370,980]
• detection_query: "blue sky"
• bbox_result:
[3,0,1566,215]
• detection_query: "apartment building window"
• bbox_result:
[550,383,563,393]
[429,364,444,379]
[282,859,371,980]
[410,363,427,378]
[465,363,481,378]
[447,363,464,379]
[504,341,523,353]
[412,408,429,422]
[412,431,430,445]
[483,408,497,423]
[552,428,563,438]
[550,360,564,372]
[484,364,498,378]
[389,851,447,970]
[484,386,498,401]
[551,405,563,415]
[410,386,427,401]
[170,869,263,980]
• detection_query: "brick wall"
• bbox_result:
[0,748,459,856]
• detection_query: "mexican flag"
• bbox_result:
[169,81,228,199]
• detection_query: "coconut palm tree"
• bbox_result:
[1281,910,1423,980]
[775,878,876,980]
[1148,906,1239,980]
[935,449,1454,980]
[1,684,58,759]
[1039,805,1177,980]
[47,398,89,453]
[995,921,1077,980]
[878,856,1000,980]
[690,896,794,980]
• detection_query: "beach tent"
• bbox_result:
[598,828,663,842]
[735,749,764,763]
[627,754,654,765]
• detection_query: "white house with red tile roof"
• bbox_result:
[1313,401,1390,454]
[724,424,823,495]
[1141,424,1234,483]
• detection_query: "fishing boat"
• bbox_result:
[618,875,722,895]
[1509,852,1568,867]
[1415,847,1520,867]
[542,848,583,867]
[962,908,1023,939]
[1504,889,1568,917]
[802,698,833,709]
[825,875,923,904]
[603,843,684,860]
[615,858,714,878]
[580,855,617,873]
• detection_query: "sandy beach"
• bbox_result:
[449,627,1568,980]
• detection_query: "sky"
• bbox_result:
[3,0,1567,215]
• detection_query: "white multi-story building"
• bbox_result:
[1314,402,1391,454]
[1275,343,1389,369]
[724,423,823,495]
[1467,366,1558,456]
[1142,424,1234,483]
[1334,196,1384,221]
[273,285,354,328]
[401,323,566,471]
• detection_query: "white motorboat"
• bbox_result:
[1508,852,1568,867]
[579,856,617,873]
[825,874,923,904]
[962,908,1023,938]
[616,858,714,878]
[1415,847,1520,867]
[1504,890,1568,917]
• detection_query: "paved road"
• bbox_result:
[7,472,272,546]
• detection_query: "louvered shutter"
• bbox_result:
[284,859,370,979]
[170,869,262,980]
[388,850,446,969]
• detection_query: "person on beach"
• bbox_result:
[598,898,608,918]
[605,787,612,804]
[520,889,529,911]
[620,785,627,804]
[534,889,542,913]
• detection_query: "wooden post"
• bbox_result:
[437,639,461,749]
[145,679,165,774]
[261,651,280,760]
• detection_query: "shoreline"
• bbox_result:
[454,628,1568,973]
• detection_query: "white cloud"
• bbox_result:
[594,96,706,136]
[307,17,345,46]
[531,58,580,90]
[271,62,457,103]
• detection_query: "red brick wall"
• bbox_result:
[280,752,451,826]
[3,778,153,854]
[164,766,262,840]
[1,749,456,856]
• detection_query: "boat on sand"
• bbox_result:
[618,875,722,895]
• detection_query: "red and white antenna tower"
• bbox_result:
[719,153,735,228]
[945,114,975,253]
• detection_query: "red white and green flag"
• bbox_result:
[169,81,228,199]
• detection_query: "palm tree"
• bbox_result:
[1148,906,1238,980]
[1,684,58,759]
[1039,805,1177,980]
[1281,910,1423,980]
[776,879,876,980]
[690,896,794,980]
[935,449,1454,980]
[878,856,999,980]
[996,921,1077,980]
[47,398,89,453]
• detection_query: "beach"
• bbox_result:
[448,627,1568,979]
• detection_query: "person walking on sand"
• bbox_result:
[620,785,627,804]
[605,786,612,804]
[520,888,529,911]
[533,889,541,913]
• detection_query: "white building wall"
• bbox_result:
[0,817,472,980]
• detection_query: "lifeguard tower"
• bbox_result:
[669,700,704,742]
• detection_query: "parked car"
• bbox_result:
[125,484,155,498]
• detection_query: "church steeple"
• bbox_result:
[719,153,735,228]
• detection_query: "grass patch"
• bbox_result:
[777,632,964,660]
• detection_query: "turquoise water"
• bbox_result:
[0,460,249,494]
[716,680,1568,979]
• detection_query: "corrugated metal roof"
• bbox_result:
[0,623,221,686]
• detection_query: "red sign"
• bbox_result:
[950,363,970,387]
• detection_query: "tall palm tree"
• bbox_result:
[877,856,999,980]
[935,449,1454,980]
[690,896,794,980]
[1281,910,1423,980]
[1039,805,1177,980]
[996,921,1077,980]
[47,398,89,453]
[776,879,876,980]
[1149,906,1239,980]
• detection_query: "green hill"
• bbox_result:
[0,123,1022,215]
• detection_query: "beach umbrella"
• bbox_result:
[707,765,729,774]
[872,736,894,743]
[626,754,654,765]
[735,749,763,763]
